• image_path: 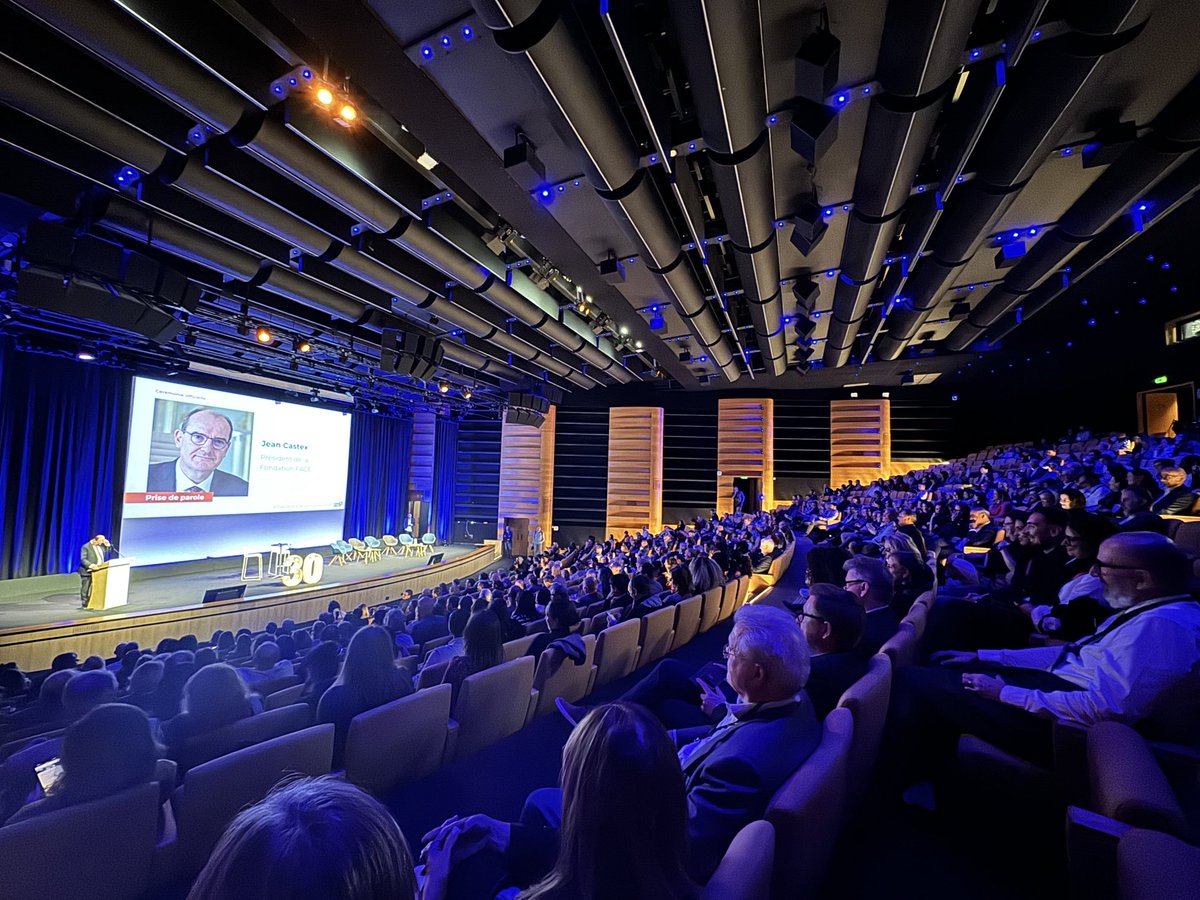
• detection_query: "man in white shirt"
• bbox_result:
[894,532,1200,770]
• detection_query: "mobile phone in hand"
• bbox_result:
[35,757,64,793]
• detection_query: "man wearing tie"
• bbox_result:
[78,534,111,608]
[145,408,249,496]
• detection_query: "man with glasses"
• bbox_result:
[893,532,1200,774]
[790,583,869,717]
[146,407,249,496]
[844,556,900,655]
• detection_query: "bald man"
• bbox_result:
[1150,467,1196,515]
[894,532,1200,770]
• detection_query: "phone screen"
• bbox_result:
[35,757,64,793]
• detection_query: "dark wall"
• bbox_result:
[552,407,608,544]
[452,415,501,541]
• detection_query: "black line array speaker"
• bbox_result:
[24,220,202,313]
[380,329,444,380]
[17,266,184,343]
[505,391,551,428]
[789,98,838,164]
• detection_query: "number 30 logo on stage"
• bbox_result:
[281,553,324,587]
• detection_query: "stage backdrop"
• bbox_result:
[0,339,129,579]
[344,412,412,539]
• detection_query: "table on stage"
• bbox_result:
[87,557,134,610]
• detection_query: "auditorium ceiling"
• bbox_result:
[0,0,1198,413]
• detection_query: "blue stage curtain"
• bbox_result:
[343,412,412,539]
[432,416,458,541]
[0,339,129,579]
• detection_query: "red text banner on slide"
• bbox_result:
[123,491,213,504]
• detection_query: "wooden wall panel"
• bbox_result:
[497,405,555,538]
[605,407,663,536]
[829,399,890,488]
[716,399,774,515]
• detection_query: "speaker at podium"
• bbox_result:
[87,557,134,610]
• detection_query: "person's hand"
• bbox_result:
[961,672,1005,701]
[931,650,979,667]
[694,678,727,717]
[1040,616,1063,633]
[421,814,510,864]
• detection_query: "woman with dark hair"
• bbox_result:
[188,777,419,900]
[161,663,258,752]
[299,641,342,708]
[513,589,541,625]
[421,703,696,900]
[317,626,413,765]
[1030,513,1119,641]
[440,611,504,707]
[662,564,692,604]
[885,550,934,614]
[488,592,526,642]
[6,703,161,825]
[806,544,851,588]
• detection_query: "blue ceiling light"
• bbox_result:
[1139,297,1147,305]
[301,69,312,79]
[272,84,284,95]
[1031,30,1042,41]
[538,187,552,202]
[556,185,565,192]
[288,77,298,86]
[697,355,708,363]
[114,166,139,186]
[1061,147,1073,157]
[1162,262,1171,270]
[688,142,697,151]
[969,48,981,60]
[462,25,474,39]
[826,269,835,278]
[649,153,659,164]
[916,185,925,193]
[1087,318,1096,326]
[1028,227,1038,236]
[823,207,833,217]
[767,114,778,126]
[842,204,849,211]
[862,86,871,95]
[441,34,452,47]
[420,45,434,59]
[1170,285,1179,292]
[834,93,848,105]
[1011,231,1020,239]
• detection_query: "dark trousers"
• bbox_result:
[79,570,92,605]
[885,663,1084,782]
[923,595,1034,655]
[620,659,725,730]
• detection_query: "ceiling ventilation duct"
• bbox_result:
[471,0,741,383]
[874,0,1156,361]
[821,0,980,369]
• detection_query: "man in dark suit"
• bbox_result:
[792,583,869,717]
[146,407,249,496]
[442,605,822,884]
[1151,467,1196,515]
[78,534,111,608]
[1115,486,1168,534]
[844,556,900,655]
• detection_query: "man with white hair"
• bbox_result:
[1151,466,1196,514]
[451,605,821,883]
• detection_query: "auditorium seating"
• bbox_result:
[170,702,312,774]
[836,653,893,813]
[445,656,538,761]
[698,585,723,633]
[502,634,537,661]
[635,606,676,669]
[879,622,919,670]
[529,635,597,719]
[343,685,452,794]
[670,594,703,651]
[592,619,642,686]
[168,723,334,877]
[0,781,160,900]
[765,706,854,900]
[704,819,776,900]
[1117,829,1200,900]
[263,682,306,710]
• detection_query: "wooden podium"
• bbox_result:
[88,557,133,610]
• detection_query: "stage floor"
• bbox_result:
[0,544,478,632]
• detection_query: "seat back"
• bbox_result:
[585,610,612,635]
[636,606,676,669]
[416,660,450,691]
[1087,721,1189,836]
[450,656,536,760]
[172,703,313,773]
[382,534,398,547]
[702,820,775,900]
[421,634,453,660]
[421,533,437,545]
[880,621,919,669]
[1174,520,1200,557]
[765,707,854,900]
[593,619,642,687]
[532,636,597,718]
[364,536,381,549]
[698,585,723,633]
[263,683,307,710]
[901,599,930,642]
[503,634,537,661]
[348,538,367,552]
[671,595,703,651]
[0,782,159,900]
[344,684,452,794]
[175,724,335,875]
[735,574,752,610]
[715,581,737,622]
[399,533,415,546]
[836,653,893,812]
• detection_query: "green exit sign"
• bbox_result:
[1153,376,1169,384]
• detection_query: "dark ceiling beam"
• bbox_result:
[265,0,697,387]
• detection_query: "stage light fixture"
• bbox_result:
[618,324,629,336]
[337,104,357,123]
[462,386,473,399]
[76,347,96,361]
[316,87,334,106]
[294,337,312,353]
[255,325,273,343]
[438,381,450,394]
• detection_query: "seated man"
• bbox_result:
[525,598,581,661]
[958,508,999,550]
[843,556,899,656]
[458,606,821,885]
[791,583,870,717]
[1114,486,1168,534]
[891,532,1200,781]
[1151,466,1196,514]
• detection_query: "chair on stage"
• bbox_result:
[347,538,369,562]
[420,532,438,555]
[329,540,355,566]
[240,548,263,581]
[399,534,417,556]
[381,534,400,556]
[362,536,383,562]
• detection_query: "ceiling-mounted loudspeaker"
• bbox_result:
[795,342,815,361]
[793,312,817,340]
[794,29,841,103]
[17,267,182,343]
[795,359,812,374]
[1082,121,1136,169]
[599,255,626,284]
[789,98,838,164]
[380,329,444,380]
[789,200,828,256]
[995,242,1025,268]
[949,301,971,320]
[502,133,545,184]
[792,277,820,310]
[506,407,544,428]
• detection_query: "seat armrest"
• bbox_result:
[443,719,459,764]
[1053,720,1092,806]
[1066,806,1133,900]
[526,689,540,727]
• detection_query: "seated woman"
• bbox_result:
[5,703,165,825]
[161,663,259,753]
[317,625,413,766]
[123,658,164,713]
[188,777,420,900]
[885,550,934,614]
[420,703,697,900]
[440,611,504,708]
[1029,513,1117,641]
[298,640,342,708]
